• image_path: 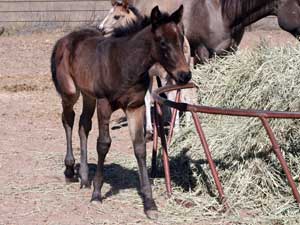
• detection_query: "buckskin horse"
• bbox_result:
[99,0,300,64]
[51,5,191,218]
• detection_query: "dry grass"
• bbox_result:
[157,42,300,224]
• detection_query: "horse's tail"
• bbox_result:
[51,41,62,95]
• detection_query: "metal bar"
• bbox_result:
[0,10,108,13]
[151,104,159,178]
[0,0,107,3]
[152,83,300,206]
[152,84,300,119]
[260,117,300,204]
[0,20,98,23]
[192,112,227,206]
[156,103,172,196]
[167,90,181,147]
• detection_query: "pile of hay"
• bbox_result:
[164,42,300,224]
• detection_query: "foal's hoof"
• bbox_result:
[64,169,78,183]
[145,209,159,220]
[80,180,91,189]
[144,200,158,220]
[90,193,102,203]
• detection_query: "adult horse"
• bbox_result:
[99,0,300,64]
[51,5,191,218]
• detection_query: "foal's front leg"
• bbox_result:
[126,105,158,219]
[91,99,112,201]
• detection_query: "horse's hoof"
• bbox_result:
[64,169,78,183]
[145,209,159,220]
[90,193,102,203]
[144,200,158,220]
[80,180,91,189]
[146,131,153,142]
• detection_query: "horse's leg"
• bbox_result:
[78,93,96,188]
[145,77,153,138]
[62,93,79,182]
[126,105,158,219]
[91,99,112,202]
[156,67,173,127]
[231,28,245,52]
[194,44,210,65]
[183,35,191,65]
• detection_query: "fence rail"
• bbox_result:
[151,83,300,207]
[0,0,108,2]
[0,1,278,30]
[0,0,110,27]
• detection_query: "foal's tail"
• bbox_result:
[51,41,62,94]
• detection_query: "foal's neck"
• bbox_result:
[124,26,155,76]
[226,0,277,31]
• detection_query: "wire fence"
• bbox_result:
[0,1,278,31]
[0,0,110,27]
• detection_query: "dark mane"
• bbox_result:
[220,0,274,24]
[112,5,171,38]
[112,17,151,38]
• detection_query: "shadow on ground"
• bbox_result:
[151,145,298,198]
[74,163,140,200]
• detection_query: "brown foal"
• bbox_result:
[51,5,191,218]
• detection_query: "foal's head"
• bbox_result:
[150,5,191,85]
[98,0,140,37]
[277,0,300,39]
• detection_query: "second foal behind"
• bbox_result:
[51,5,191,218]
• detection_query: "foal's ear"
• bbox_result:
[151,6,162,31]
[170,5,184,24]
[111,0,123,6]
[111,0,117,6]
[123,0,129,9]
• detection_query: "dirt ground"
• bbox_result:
[0,29,297,225]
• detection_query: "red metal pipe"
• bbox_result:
[151,104,159,178]
[260,117,300,204]
[167,90,181,147]
[156,103,172,196]
[152,84,300,119]
[151,83,300,205]
[192,112,227,207]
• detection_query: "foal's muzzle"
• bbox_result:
[177,71,192,85]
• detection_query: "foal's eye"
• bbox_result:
[160,40,167,49]
[114,15,121,20]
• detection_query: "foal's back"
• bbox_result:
[51,28,103,95]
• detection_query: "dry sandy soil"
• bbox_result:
[0,29,297,225]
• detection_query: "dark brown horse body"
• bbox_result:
[51,6,190,218]
[102,0,300,64]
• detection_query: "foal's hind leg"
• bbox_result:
[78,94,96,188]
[91,99,112,201]
[62,93,79,182]
[126,105,158,219]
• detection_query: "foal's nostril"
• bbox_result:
[185,72,192,82]
[178,71,192,84]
